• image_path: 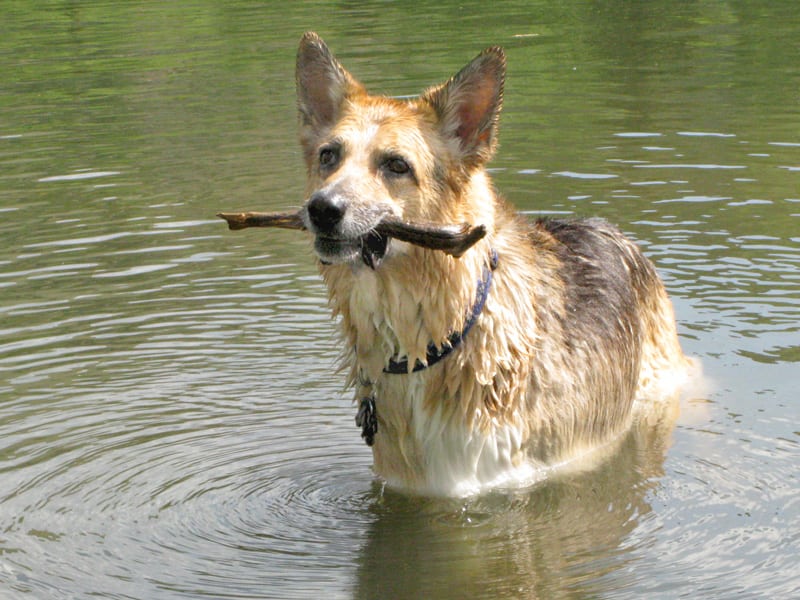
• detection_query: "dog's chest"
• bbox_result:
[372,373,533,496]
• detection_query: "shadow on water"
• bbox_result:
[355,414,677,599]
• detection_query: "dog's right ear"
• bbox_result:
[296,32,364,150]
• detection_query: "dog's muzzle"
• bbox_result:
[303,192,390,269]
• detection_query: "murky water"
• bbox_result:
[2,2,799,598]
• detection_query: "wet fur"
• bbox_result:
[295,32,688,496]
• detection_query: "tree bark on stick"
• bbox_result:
[216,211,486,258]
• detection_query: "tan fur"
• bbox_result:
[295,33,689,495]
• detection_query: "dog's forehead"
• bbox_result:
[334,96,431,149]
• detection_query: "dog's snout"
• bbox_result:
[307,193,345,233]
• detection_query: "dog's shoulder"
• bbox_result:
[533,216,627,253]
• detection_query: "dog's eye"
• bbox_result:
[319,146,339,168]
[383,156,412,177]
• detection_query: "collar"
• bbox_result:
[383,249,499,374]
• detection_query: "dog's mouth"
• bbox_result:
[315,230,389,269]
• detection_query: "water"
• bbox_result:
[1,2,799,598]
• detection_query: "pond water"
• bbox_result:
[1,2,799,598]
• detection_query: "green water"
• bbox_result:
[1,2,799,598]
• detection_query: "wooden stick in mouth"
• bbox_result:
[216,211,487,258]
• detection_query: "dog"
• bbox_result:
[294,32,689,496]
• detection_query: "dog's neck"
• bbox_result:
[383,248,497,375]
[321,239,493,383]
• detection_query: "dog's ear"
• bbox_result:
[422,47,505,167]
[296,32,364,148]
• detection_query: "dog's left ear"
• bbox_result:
[422,47,506,167]
[296,32,365,153]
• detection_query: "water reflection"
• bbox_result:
[357,417,676,599]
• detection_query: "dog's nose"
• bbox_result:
[306,193,345,233]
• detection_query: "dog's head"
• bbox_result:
[295,32,504,269]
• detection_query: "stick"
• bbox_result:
[216,211,486,258]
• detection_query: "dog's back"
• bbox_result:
[295,33,688,495]
[523,216,686,448]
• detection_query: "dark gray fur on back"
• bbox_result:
[539,217,649,345]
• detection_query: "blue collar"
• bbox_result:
[383,249,498,374]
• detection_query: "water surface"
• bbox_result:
[1,2,799,598]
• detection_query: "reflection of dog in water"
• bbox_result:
[356,418,674,598]
[295,32,689,495]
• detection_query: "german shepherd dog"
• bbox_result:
[295,32,689,496]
